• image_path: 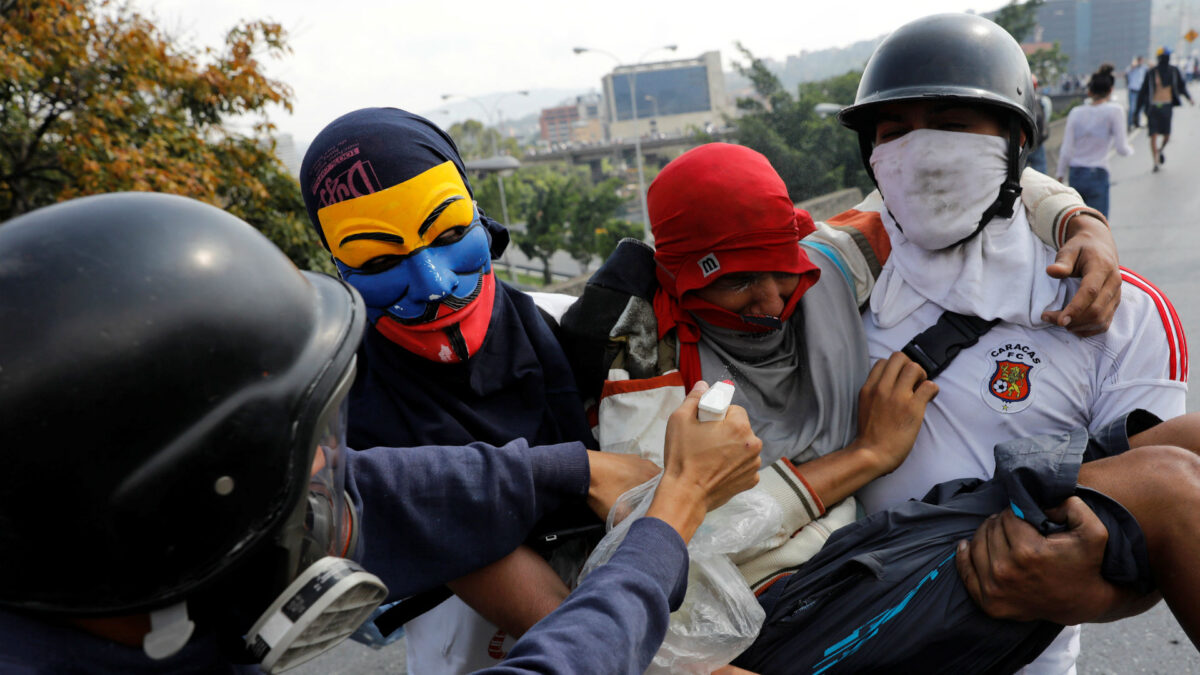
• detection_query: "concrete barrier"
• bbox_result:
[543,274,591,297]
[796,187,864,222]
[1042,115,1070,178]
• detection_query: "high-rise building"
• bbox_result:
[539,105,579,144]
[538,93,605,144]
[602,51,732,140]
[1034,0,1153,76]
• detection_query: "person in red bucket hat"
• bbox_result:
[650,143,822,390]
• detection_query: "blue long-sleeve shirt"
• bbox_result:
[485,518,687,675]
[347,438,592,599]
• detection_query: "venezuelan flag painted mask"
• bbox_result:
[301,108,509,363]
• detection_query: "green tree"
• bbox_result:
[991,0,1045,42]
[501,166,632,283]
[514,169,576,285]
[447,119,520,160]
[593,219,642,261]
[1027,45,1070,90]
[990,0,1070,91]
[565,176,629,274]
[473,170,532,226]
[731,44,871,203]
[0,0,330,272]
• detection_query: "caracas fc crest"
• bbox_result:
[980,341,1040,413]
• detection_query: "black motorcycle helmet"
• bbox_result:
[0,193,365,618]
[838,13,1039,243]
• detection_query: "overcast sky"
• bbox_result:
[142,0,1003,143]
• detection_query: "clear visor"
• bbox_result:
[302,360,357,565]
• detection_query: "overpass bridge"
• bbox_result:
[521,129,736,179]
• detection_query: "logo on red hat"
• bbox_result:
[698,253,721,277]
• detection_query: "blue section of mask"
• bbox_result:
[335,220,492,325]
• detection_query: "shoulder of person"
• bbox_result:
[1084,270,1188,382]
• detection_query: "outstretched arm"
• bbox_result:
[448,451,664,637]
[732,352,936,591]
[348,440,655,602]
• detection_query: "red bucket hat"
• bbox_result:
[648,143,820,387]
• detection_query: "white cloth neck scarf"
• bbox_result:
[869,131,1068,328]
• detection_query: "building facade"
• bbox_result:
[539,93,605,145]
[602,51,732,140]
[539,105,579,144]
[1034,0,1153,78]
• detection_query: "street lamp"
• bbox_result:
[441,90,529,279]
[574,44,677,242]
[813,102,844,119]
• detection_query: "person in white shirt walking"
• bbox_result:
[1057,64,1133,216]
[1125,56,1148,130]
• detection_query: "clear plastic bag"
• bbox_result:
[580,476,781,674]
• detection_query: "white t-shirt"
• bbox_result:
[859,268,1187,515]
[859,265,1186,674]
[1056,101,1134,177]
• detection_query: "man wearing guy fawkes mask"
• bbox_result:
[300,108,610,673]
[835,13,1187,675]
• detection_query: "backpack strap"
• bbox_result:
[902,311,1000,379]
[372,587,453,638]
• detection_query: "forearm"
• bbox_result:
[448,545,570,638]
[1089,589,1162,623]
[1019,166,1107,248]
[1063,210,1110,241]
[796,441,892,508]
[645,476,708,543]
[1129,411,1200,453]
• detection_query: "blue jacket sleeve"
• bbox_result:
[477,517,689,675]
[345,438,590,599]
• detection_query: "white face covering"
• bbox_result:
[868,129,1069,330]
[870,128,1009,250]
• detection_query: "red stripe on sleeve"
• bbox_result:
[1120,268,1188,382]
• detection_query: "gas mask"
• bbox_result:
[138,360,386,672]
[241,361,388,673]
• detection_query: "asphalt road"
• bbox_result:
[1072,99,1200,675]
[294,105,1200,675]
